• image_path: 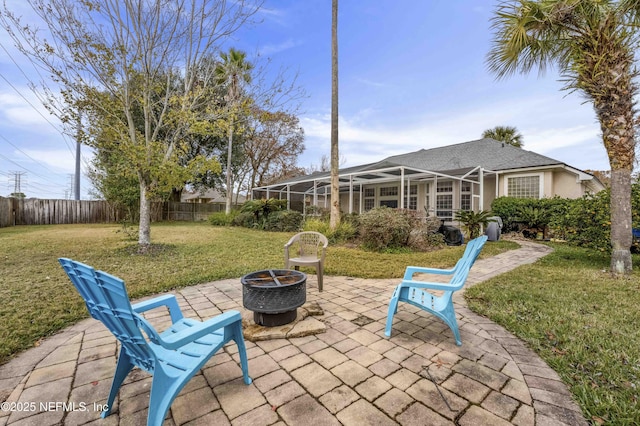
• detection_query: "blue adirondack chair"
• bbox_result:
[384,235,488,346]
[59,258,252,426]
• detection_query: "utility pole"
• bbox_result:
[74,113,82,200]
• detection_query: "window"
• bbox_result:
[364,187,375,211]
[404,185,418,210]
[460,181,472,211]
[379,186,398,196]
[364,198,375,210]
[507,175,541,199]
[436,181,452,193]
[378,186,399,209]
[380,200,398,208]
[436,181,453,220]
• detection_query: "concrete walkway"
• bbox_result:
[0,240,588,426]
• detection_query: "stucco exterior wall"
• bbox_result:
[483,174,497,210]
[552,169,587,198]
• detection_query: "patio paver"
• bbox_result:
[0,240,589,425]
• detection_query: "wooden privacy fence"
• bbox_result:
[0,197,226,227]
[163,201,223,221]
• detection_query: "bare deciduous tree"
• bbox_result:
[1,0,260,250]
[243,109,305,189]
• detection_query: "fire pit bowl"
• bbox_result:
[241,269,307,327]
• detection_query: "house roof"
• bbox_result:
[269,138,570,187]
[379,138,563,174]
[252,138,604,203]
[181,188,246,203]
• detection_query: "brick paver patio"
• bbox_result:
[0,240,588,425]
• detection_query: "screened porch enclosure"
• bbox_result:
[251,165,498,222]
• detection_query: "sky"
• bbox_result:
[0,1,613,199]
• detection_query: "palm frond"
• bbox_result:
[487,0,588,79]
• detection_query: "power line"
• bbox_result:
[0,40,49,84]
[0,41,76,158]
[0,133,65,177]
[0,151,55,181]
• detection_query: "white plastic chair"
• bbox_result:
[284,231,328,291]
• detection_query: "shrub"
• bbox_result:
[491,197,534,232]
[561,191,611,251]
[407,228,445,251]
[340,212,361,235]
[302,217,357,244]
[303,217,332,235]
[330,221,357,243]
[423,215,442,233]
[241,198,287,222]
[491,184,640,251]
[264,210,304,232]
[398,209,423,228]
[492,196,572,237]
[359,207,411,252]
[231,211,255,228]
[516,206,550,238]
[208,211,237,226]
[455,210,494,239]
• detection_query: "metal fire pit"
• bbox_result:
[241,269,306,327]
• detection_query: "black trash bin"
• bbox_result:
[439,223,464,246]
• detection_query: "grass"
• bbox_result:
[0,222,515,365]
[465,244,640,426]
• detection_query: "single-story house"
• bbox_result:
[181,189,246,206]
[251,138,605,221]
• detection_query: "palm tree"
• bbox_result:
[482,125,523,147]
[215,48,253,214]
[487,0,640,275]
[330,0,340,230]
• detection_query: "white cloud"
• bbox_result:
[17,149,78,173]
[0,90,62,129]
[258,38,303,56]
[299,93,607,171]
[355,78,387,88]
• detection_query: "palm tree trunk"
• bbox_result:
[594,84,635,275]
[330,0,340,230]
[225,119,234,215]
[610,168,633,274]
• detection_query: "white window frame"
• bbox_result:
[403,184,418,210]
[379,185,399,208]
[363,187,375,211]
[436,180,453,220]
[504,172,544,199]
[460,180,472,211]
